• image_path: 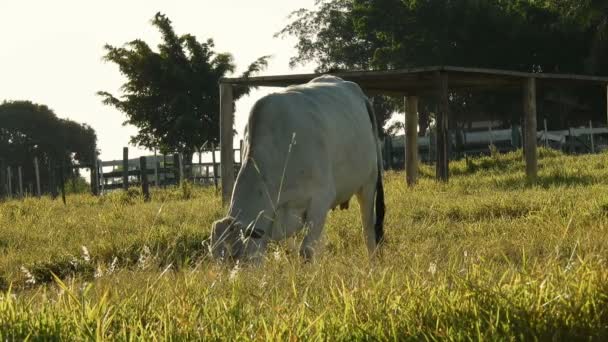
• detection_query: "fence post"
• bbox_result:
[589,120,595,153]
[211,143,218,190]
[197,150,203,184]
[488,124,493,147]
[154,150,159,187]
[140,156,150,201]
[122,147,129,191]
[0,159,5,199]
[17,166,23,198]
[179,153,184,182]
[220,83,235,205]
[543,119,549,148]
[436,71,450,182]
[405,96,419,187]
[162,154,167,188]
[173,153,181,184]
[7,166,12,199]
[48,160,58,199]
[59,162,66,205]
[523,77,538,181]
[34,157,41,197]
[569,127,575,153]
[384,137,393,170]
[239,139,244,164]
[91,148,99,196]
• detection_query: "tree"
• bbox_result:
[277,1,397,133]
[0,101,97,193]
[278,0,605,134]
[98,13,269,164]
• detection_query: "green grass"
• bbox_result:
[0,149,607,340]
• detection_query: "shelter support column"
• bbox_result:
[220,83,235,205]
[405,96,418,186]
[523,77,537,181]
[435,72,449,182]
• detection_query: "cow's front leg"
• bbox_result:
[299,194,333,262]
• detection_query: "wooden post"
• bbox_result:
[488,124,493,147]
[154,160,161,187]
[220,83,235,205]
[59,162,66,205]
[179,153,184,182]
[97,159,104,193]
[154,150,159,187]
[211,142,218,189]
[122,147,129,191]
[590,120,595,153]
[239,139,244,164]
[569,127,575,153]
[435,72,449,182]
[173,153,181,184]
[198,150,203,183]
[384,137,393,170]
[543,119,549,148]
[49,160,57,199]
[7,166,12,198]
[0,159,5,198]
[162,154,167,188]
[428,130,435,163]
[205,165,210,184]
[139,156,150,201]
[605,84,608,127]
[405,96,418,186]
[90,146,98,196]
[523,77,538,181]
[17,166,23,198]
[34,157,41,197]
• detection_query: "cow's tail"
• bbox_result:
[364,98,385,245]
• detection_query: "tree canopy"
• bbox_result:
[278,0,608,133]
[98,12,269,159]
[0,100,97,191]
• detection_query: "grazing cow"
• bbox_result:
[210,75,385,261]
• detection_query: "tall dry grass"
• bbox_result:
[0,149,607,339]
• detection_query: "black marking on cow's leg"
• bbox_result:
[374,173,385,245]
[365,98,386,247]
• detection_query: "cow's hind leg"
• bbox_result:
[356,181,378,257]
[299,192,333,262]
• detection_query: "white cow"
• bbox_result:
[210,75,385,261]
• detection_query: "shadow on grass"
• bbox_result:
[5,232,211,290]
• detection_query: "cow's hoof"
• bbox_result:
[299,246,315,263]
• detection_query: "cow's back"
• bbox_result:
[244,76,377,207]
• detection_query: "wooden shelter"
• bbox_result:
[219,66,608,204]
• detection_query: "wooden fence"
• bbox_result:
[0,141,244,202]
[382,122,608,171]
[95,143,243,200]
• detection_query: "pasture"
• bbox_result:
[0,149,607,340]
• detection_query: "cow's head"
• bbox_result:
[210,216,267,262]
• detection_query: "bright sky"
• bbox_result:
[0,0,317,162]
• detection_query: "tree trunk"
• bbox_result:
[418,109,430,137]
[181,150,194,182]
